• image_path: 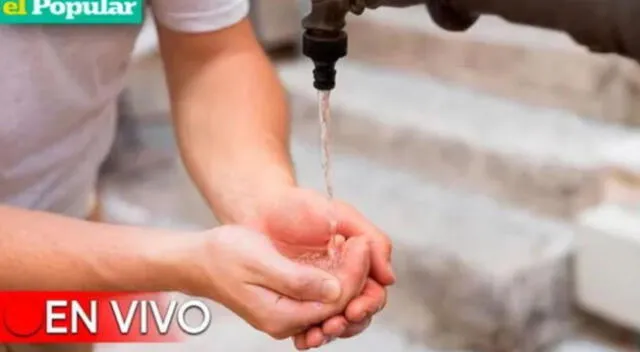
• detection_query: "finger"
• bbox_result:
[345,279,387,323]
[330,236,370,302]
[294,315,345,351]
[293,334,308,351]
[321,315,348,337]
[253,251,342,303]
[335,201,395,285]
[254,236,371,331]
[341,317,372,338]
[304,326,326,349]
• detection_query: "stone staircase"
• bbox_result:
[103,9,640,351]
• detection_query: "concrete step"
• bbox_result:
[576,201,640,333]
[279,58,640,219]
[344,8,640,126]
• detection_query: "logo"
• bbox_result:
[0,0,143,24]
[0,292,213,343]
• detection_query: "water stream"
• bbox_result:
[318,90,334,200]
[318,90,340,259]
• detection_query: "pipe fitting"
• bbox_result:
[301,0,355,90]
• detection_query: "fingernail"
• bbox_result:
[321,279,341,302]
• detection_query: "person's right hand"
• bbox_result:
[174,225,370,339]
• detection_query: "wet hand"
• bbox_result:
[242,187,395,348]
[177,225,370,339]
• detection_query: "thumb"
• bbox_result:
[254,252,342,303]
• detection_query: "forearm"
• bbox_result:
[160,21,296,225]
[0,205,187,291]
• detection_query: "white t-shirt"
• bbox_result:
[0,0,250,218]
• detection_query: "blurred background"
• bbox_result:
[97,2,640,351]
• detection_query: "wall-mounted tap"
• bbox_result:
[301,0,640,91]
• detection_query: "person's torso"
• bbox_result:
[0,24,142,217]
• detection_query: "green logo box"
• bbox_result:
[0,0,143,24]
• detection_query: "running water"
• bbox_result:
[318,90,340,261]
[318,90,334,199]
[293,90,342,270]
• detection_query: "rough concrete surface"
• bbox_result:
[576,203,640,331]
[279,58,640,219]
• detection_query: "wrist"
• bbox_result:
[159,227,235,300]
[208,166,297,226]
[128,231,199,293]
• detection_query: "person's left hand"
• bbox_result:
[241,187,395,349]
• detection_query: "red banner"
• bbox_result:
[0,292,212,343]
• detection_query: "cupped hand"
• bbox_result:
[179,225,370,339]
[243,187,394,348]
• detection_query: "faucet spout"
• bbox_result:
[301,0,353,91]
